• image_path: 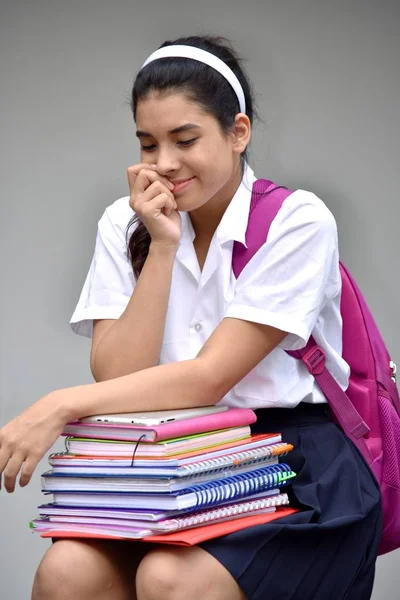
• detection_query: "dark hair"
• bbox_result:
[126,35,257,278]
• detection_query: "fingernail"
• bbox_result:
[150,164,157,169]
[168,182,174,189]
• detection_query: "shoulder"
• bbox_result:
[98,196,138,244]
[277,188,337,229]
[268,188,338,245]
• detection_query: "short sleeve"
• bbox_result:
[69,197,136,338]
[224,190,341,351]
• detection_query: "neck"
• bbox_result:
[189,162,243,240]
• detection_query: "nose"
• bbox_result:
[155,146,180,176]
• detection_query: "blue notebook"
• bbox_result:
[41,458,280,493]
[45,464,296,511]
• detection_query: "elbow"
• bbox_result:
[90,352,160,383]
[90,348,115,382]
[89,357,132,383]
[90,343,106,382]
[90,357,104,383]
[90,351,99,381]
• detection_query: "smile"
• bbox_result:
[171,177,196,194]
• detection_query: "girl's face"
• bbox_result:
[135,91,250,213]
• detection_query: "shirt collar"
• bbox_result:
[179,162,256,249]
[216,162,256,247]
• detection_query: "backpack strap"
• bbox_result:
[232,179,371,457]
[232,179,291,279]
[288,341,371,458]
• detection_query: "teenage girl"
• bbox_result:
[0,35,382,600]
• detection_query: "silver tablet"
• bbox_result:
[79,405,229,427]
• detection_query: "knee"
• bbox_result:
[135,548,184,600]
[31,540,116,599]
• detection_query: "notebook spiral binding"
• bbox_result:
[182,464,296,511]
[161,492,290,530]
[179,443,291,479]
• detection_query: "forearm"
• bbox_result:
[58,358,223,422]
[91,243,177,381]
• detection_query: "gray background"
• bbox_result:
[1,0,399,597]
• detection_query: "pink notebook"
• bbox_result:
[62,408,257,442]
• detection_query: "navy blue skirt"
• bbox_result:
[200,403,383,600]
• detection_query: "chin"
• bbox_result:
[176,192,208,213]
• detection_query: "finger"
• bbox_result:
[3,452,26,493]
[19,454,40,488]
[0,442,10,471]
[127,163,157,188]
[160,195,176,216]
[127,164,162,190]
[131,180,176,214]
[0,444,11,490]
[141,180,176,204]
[141,193,176,217]
[133,169,174,195]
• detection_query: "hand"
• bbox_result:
[0,392,67,492]
[127,163,181,248]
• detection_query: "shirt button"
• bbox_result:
[194,323,202,332]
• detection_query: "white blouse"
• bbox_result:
[70,164,350,409]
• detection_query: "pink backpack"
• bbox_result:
[232,179,400,555]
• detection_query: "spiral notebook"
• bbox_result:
[155,492,290,531]
[49,443,293,477]
[37,489,280,521]
[32,493,290,538]
[46,464,296,511]
[58,432,281,461]
[41,458,280,494]
[39,507,299,544]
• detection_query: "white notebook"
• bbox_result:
[32,493,289,538]
[38,489,280,521]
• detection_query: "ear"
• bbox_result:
[231,113,251,154]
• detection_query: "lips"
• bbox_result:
[170,177,195,185]
[171,176,196,194]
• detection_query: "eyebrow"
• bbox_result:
[136,123,202,138]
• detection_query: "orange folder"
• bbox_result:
[40,507,298,546]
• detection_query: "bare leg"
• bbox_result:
[135,545,248,600]
[31,539,154,600]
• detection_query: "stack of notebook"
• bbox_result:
[31,406,297,541]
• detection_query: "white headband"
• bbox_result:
[141,45,246,114]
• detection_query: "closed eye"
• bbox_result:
[141,138,198,152]
[177,138,198,147]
